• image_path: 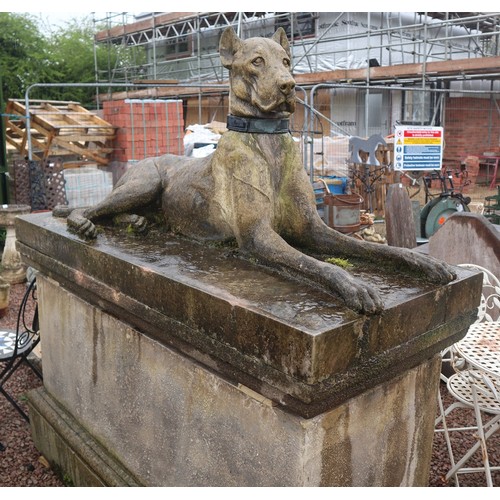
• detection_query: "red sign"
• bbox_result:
[403,130,442,138]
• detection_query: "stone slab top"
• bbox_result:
[16,212,482,417]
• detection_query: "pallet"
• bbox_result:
[4,99,116,166]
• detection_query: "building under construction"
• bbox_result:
[93,12,500,186]
[7,12,499,213]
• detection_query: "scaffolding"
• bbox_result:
[92,12,500,85]
[90,12,500,186]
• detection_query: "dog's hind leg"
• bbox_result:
[242,221,383,314]
[304,213,456,285]
[68,158,164,239]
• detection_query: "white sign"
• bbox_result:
[394,126,444,171]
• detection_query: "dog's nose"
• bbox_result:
[279,79,296,95]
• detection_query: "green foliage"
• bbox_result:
[0,13,55,100]
[44,17,103,107]
[0,12,131,110]
[325,257,353,269]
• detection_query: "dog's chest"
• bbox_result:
[252,134,295,187]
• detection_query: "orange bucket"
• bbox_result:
[323,194,363,233]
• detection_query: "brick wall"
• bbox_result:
[443,96,500,165]
[102,99,184,163]
[442,96,500,188]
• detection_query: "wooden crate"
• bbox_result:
[4,99,116,166]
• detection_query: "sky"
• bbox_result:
[3,1,497,37]
[7,0,496,22]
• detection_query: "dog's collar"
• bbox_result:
[226,115,290,134]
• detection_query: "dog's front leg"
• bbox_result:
[67,158,163,239]
[242,222,383,314]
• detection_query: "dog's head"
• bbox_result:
[220,27,296,119]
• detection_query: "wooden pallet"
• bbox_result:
[4,99,117,166]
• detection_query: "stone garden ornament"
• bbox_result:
[66,27,455,314]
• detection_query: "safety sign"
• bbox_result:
[393,126,443,171]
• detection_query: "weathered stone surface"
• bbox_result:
[426,212,500,278]
[17,212,482,417]
[27,387,142,487]
[29,275,442,486]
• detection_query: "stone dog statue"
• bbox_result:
[67,27,455,314]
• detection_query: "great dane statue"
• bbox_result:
[67,27,455,314]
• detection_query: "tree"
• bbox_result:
[43,16,102,107]
[0,12,129,110]
[0,12,56,101]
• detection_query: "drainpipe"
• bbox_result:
[0,73,9,204]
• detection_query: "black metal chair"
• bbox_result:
[0,278,42,422]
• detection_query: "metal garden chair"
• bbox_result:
[435,263,500,487]
[0,278,42,422]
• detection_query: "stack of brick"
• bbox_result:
[102,99,184,163]
[463,155,480,191]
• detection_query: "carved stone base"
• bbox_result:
[17,212,482,486]
[27,387,141,486]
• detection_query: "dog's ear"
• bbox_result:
[272,27,291,57]
[219,27,242,69]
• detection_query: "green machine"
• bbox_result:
[419,170,471,239]
[420,194,471,238]
[484,186,500,225]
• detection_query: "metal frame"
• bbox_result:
[90,11,500,170]
[93,12,500,85]
[435,264,500,487]
[0,278,41,422]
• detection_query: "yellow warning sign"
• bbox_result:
[404,138,442,145]
[394,125,444,171]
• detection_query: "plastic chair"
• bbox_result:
[434,264,500,486]
[0,278,42,422]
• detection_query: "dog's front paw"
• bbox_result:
[114,214,148,234]
[67,210,97,239]
[326,266,383,314]
[340,277,384,315]
[404,251,456,284]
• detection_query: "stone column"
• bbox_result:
[0,204,31,284]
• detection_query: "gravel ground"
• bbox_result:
[1,282,498,487]
[0,283,64,487]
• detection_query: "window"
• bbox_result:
[162,36,191,60]
[275,13,316,40]
[401,90,434,125]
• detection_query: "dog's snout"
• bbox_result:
[279,79,296,95]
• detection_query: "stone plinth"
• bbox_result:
[0,204,31,284]
[16,212,482,486]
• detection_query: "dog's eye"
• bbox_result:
[283,58,290,67]
[252,57,264,66]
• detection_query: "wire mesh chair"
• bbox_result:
[435,263,500,487]
[0,278,42,422]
